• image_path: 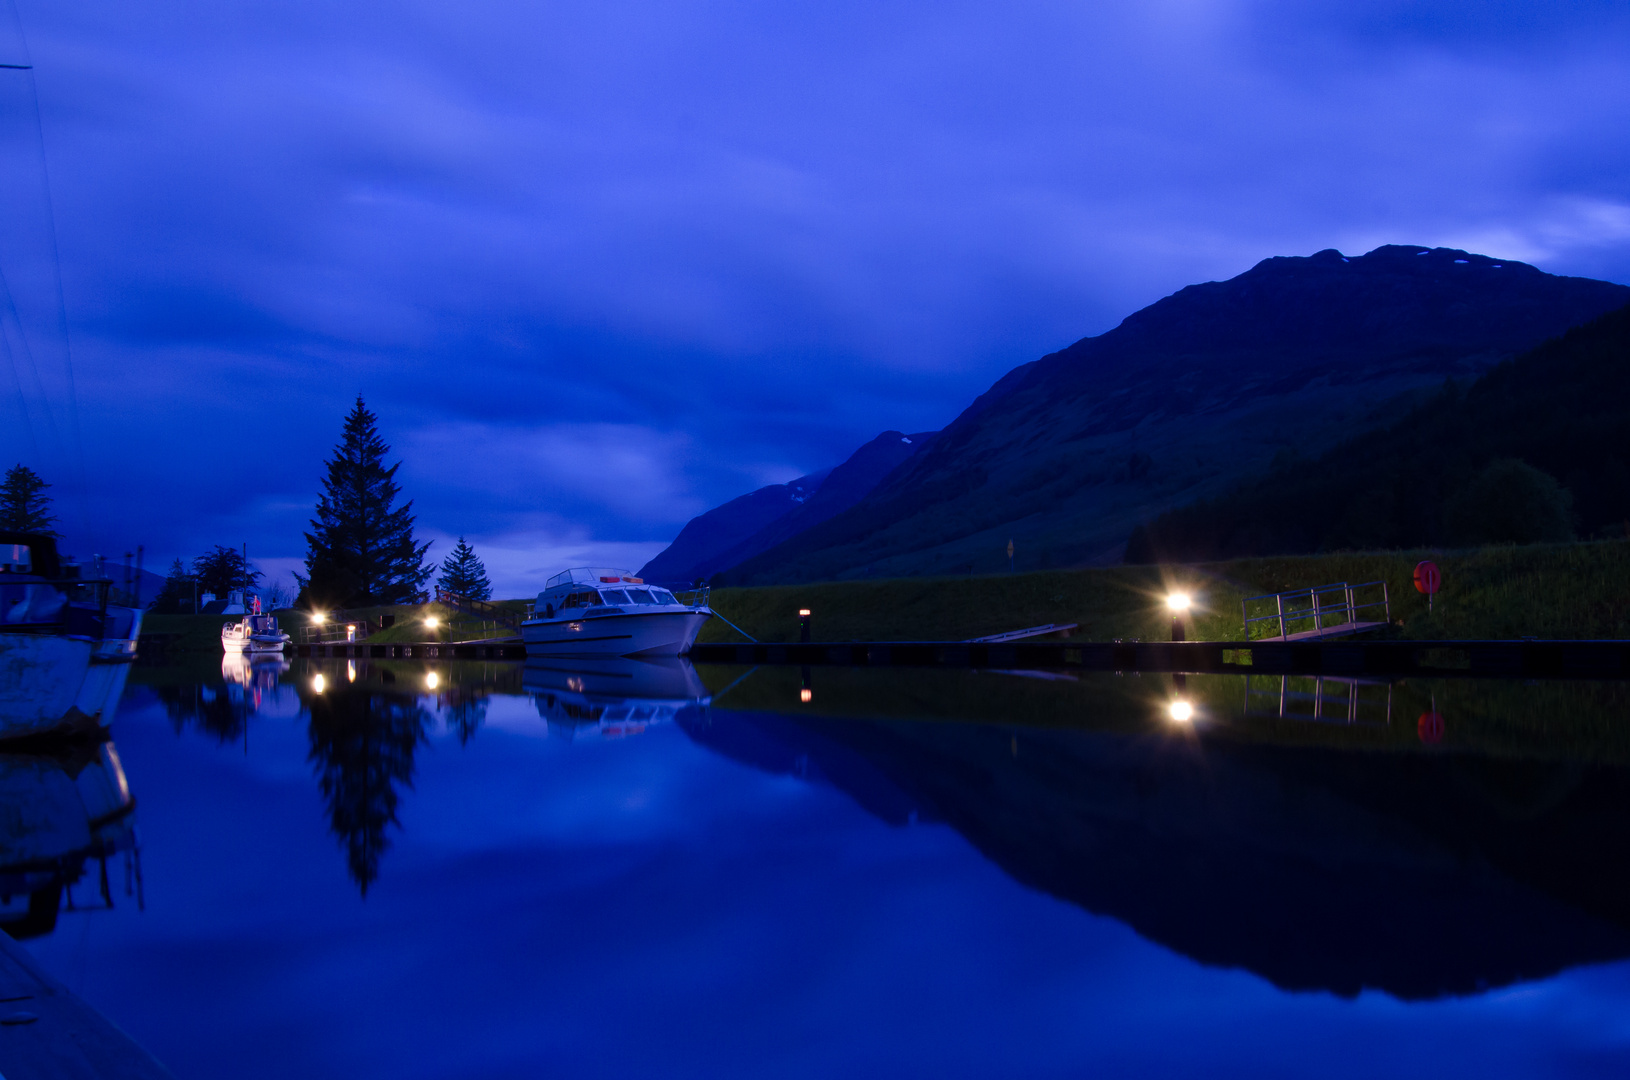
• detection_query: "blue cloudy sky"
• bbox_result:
[2,0,1629,594]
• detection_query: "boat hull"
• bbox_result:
[521,609,712,658]
[0,632,134,740]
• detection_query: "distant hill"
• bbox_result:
[1126,300,1630,561]
[639,430,933,584]
[711,246,1630,585]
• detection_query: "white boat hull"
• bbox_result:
[521,609,711,658]
[0,629,136,740]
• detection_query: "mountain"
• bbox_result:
[639,430,933,584]
[1126,299,1630,561]
[711,245,1630,585]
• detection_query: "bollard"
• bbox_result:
[799,608,811,643]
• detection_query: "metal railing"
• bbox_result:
[1245,674,1393,726]
[1242,580,1389,641]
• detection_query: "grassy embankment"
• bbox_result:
[696,539,1630,644]
[140,539,1630,653]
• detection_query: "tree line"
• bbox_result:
[9,395,493,609]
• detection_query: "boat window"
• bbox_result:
[650,589,677,604]
[625,589,657,604]
[600,589,630,604]
[564,590,601,608]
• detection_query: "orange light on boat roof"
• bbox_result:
[599,576,619,583]
[623,576,644,583]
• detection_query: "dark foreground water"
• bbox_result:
[17,656,1630,1078]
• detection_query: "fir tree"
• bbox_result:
[192,545,262,600]
[297,397,431,608]
[436,536,492,601]
[149,558,198,613]
[0,464,60,537]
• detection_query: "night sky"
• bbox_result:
[2,1,1628,595]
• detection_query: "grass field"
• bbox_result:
[140,539,1630,652]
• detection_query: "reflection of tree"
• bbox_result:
[306,691,430,894]
[443,692,488,746]
[152,684,248,744]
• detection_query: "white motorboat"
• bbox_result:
[221,609,291,654]
[0,533,143,741]
[522,568,712,658]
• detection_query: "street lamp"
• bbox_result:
[1166,593,1191,642]
[1169,700,1194,723]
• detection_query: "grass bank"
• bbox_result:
[142,600,529,653]
[696,539,1630,644]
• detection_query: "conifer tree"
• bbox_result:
[149,558,197,613]
[298,397,431,608]
[192,545,262,599]
[0,464,60,537]
[436,536,492,601]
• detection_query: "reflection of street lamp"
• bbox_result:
[312,673,327,694]
[426,671,440,690]
[1166,593,1191,642]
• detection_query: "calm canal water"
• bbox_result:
[17,655,1630,1077]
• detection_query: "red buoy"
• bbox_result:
[1418,711,1445,744]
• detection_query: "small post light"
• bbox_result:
[1169,700,1194,723]
[800,688,813,703]
[312,673,327,694]
[799,608,812,643]
[346,623,357,643]
[1166,593,1191,642]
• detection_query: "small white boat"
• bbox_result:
[1,533,142,742]
[221,611,290,654]
[522,568,711,658]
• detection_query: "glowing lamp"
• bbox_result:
[312,611,327,625]
[426,615,441,629]
[347,661,357,683]
[426,671,440,690]
[800,688,813,703]
[1169,700,1194,723]
[312,673,327,694]
[798,609,811,617]
[1166,593,1191,612]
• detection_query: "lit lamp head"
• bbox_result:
[425,615,441,629]
[312,611,327,625]
[1169,700,1194,723]
[1166,593,1192,613]
[800,688,813,703]
[799,609,811,617]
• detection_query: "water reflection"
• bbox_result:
[130,656,1630,1000]
[0,740,140,938]
[523,656,711,741]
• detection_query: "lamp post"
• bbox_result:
[1166,593,1191,642]
[799,608,812,643]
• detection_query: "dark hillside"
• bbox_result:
[1126,301,1630,561]
[714,246,1630,585]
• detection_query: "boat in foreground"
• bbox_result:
[522,568,711,658]
[0,532,142,741]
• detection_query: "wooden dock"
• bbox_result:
[0,929,174,1078]
[293,640,526,660]
[687,638,1630,680]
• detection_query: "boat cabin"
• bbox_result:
[533,568,682,619]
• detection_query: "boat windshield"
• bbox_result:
[650,589,677,604]
[600,589,631,605]
[625,589,657,604]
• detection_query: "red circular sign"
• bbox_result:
[1414,560,1442,595]
[1418,711,1445,744]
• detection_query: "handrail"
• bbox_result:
[1242,580,1389,641]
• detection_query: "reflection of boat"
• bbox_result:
[221,611,291,654]
[0,740,140,939]
[521,568,711,658]
[0,532,143,740]
[523,656,711,740]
